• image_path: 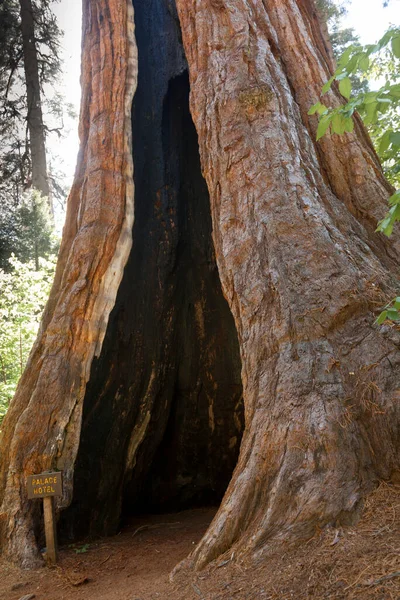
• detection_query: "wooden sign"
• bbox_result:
[27,471,63,566]
[27,472,62,499]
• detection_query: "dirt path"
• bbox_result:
[1,485,399,600]
[1,508,214,600]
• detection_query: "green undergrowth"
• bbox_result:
[0,255,56,425]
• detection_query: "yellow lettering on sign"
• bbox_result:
[27,473,62,499]
[32,486,56,495]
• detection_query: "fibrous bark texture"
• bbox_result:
[173,0,400,568]
[61,0,243,540]
[0,0,243,563]
[0,0,399,572]
[0,0,137,566]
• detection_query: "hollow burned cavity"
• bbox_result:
[61,0,243,540]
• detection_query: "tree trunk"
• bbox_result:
[60,1,243,540]
[19,0,50,201]
[0,0,399,571]
[173,0,400,568]
[0,0,137,566]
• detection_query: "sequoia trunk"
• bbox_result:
[60,1,243,539]
[0,0,399,571]
[173,0,400,568]
[19,0,50,201]
[0,0,137,566]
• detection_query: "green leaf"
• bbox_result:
[336,71,348,81]
[376,310,388,325]
[364,92,378,104]
[331,113,346,135]
[377,202,400,237]
[386,308,400,321]
[359,55,370,71]
[376,216,392,234]
[316,115,332,141]
[388,190,400,206]
[346,54,360,74]
[376,96,392,104]
[339,78,352,100]
[308,101,327,117]
[389,131,400,147]
[344,118,354,133]
[386,223,395,236]
[379,131,392,154]
[338,47,354,68]
[364,101,378,125]
[75,543,90,554]
[308,102,321,116]
[388,84,400,99]
[378,29,394,51]
[322,76,335,95]
[391,35,400,59]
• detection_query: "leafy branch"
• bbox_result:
[309,27,400,236]
[310,26,400,324]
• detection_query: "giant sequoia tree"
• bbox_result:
[0,0,399,569]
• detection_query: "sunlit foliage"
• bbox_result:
[0,254,56,423]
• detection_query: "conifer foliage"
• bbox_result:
[0,0,61,202]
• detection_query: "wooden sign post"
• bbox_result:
[27,472,63,565]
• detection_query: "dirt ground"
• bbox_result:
[1,483,399,600]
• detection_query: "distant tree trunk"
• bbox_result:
[0,0,399,571]
[19,0,50,202]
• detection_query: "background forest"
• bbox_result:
[0,0,73,419]
[0,0,399,423]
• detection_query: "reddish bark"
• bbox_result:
[0,0,137,566]
[0,0,399,571]
[174,0,400,568]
